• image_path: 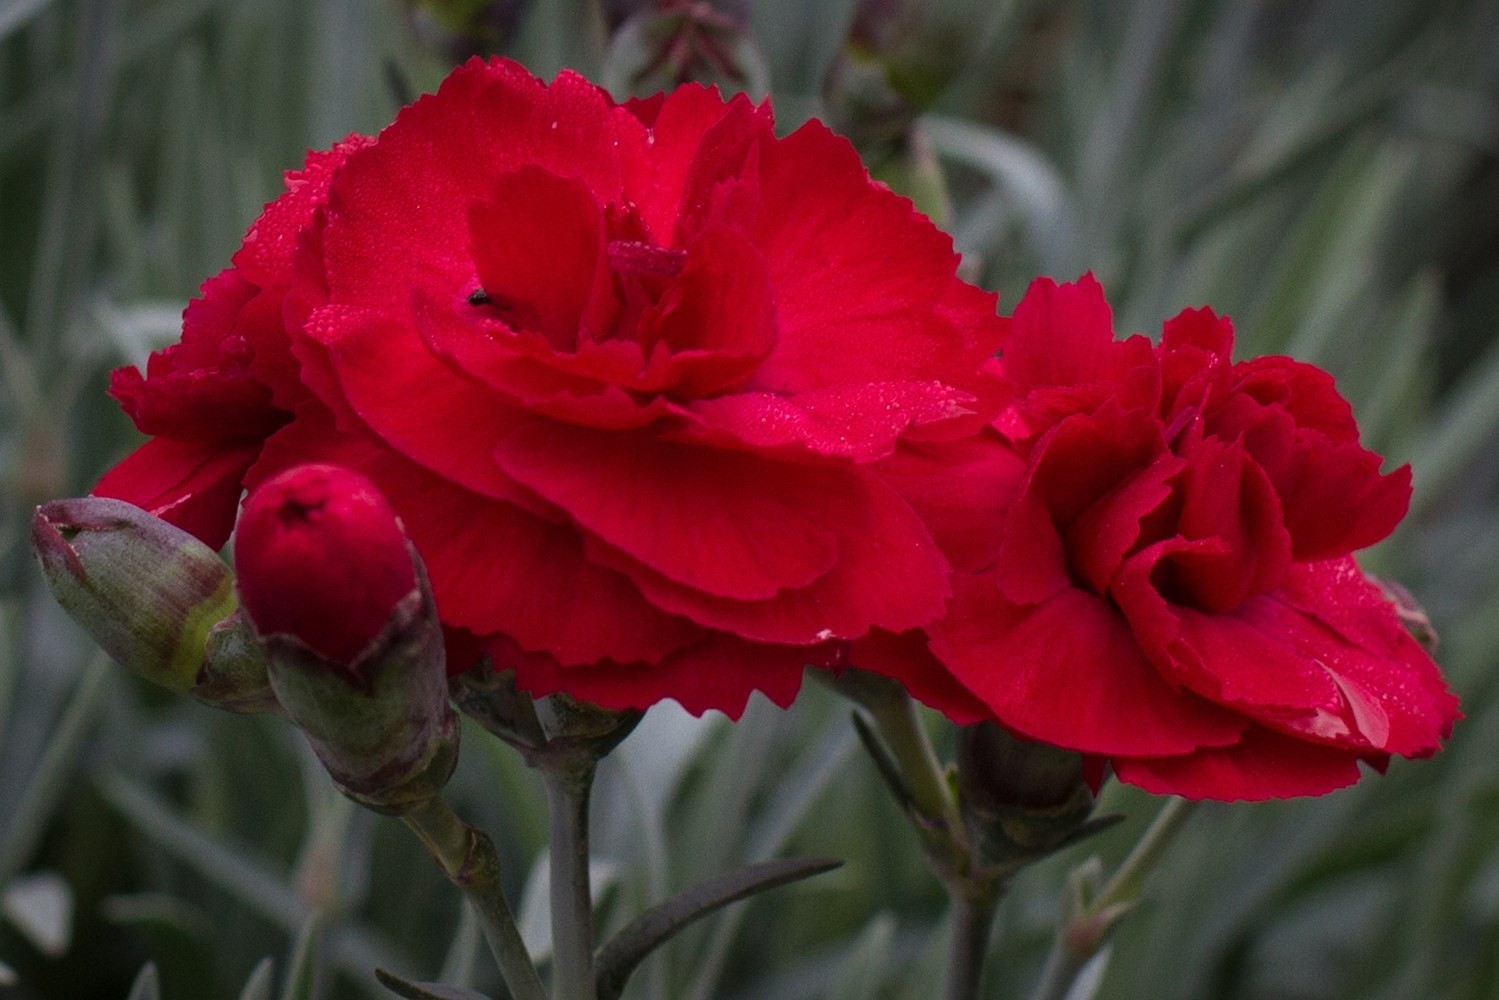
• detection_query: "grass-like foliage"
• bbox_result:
[2,1,1498,997]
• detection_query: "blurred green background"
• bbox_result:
[3,0,1499,997]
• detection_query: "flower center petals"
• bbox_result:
[607,240,687,278]
[468,166,612,352]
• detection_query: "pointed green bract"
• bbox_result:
[256,557,457,814]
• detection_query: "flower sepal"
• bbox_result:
[194,610,280,714]
[957,723,1119,877]
[254,558,459,814]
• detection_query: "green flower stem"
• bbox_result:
[542,758,599,1000]
[866,690,967,854]
[401,795,547,1000]
[946,888,999,1000]
[864,690,1002,1000]
[1090,796,1196,913]
[1028,797,1198,1000]
[1029,937,1088,1000]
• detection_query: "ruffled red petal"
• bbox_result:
[493,421,843,600]
[873,434,1026,572]
[848,628,990,724]
[583,470,949,645]
[929,573,1244,757]
[747,119,1003,396]
[512,632,818,719]
[1113,726,1368,801]
[94,437,260,550]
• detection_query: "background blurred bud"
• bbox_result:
[1368,573,1440,655]
[871,124,954,229]
[235,464,418,666]
[237,465,457,813]
[32,498,238,694]
[957,722,1103,864]
[403,0,535,59]
[602,1,769,100]
[827,0,1020,165]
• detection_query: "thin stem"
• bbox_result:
[1091,797,1196,915]
[1028,938,1089,1000]
[946,888,999,1000]
[866,691,966,852]
[543,760,598,1000]
[402,796,547,1000]
[1027,797,1198,1000]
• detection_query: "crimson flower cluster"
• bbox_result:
[95,60,1457,800]
[860,276,1459,799]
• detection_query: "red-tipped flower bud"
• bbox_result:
[235,464,417,665]
[32,497,274,711]
[236,464,457,812]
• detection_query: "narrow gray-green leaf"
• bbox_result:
[597,857,841,1000]
[687,722,855,1000]
[1065,945,1113,1000]
[616,748,671,999]
[512,0,608,80]
[2,870,74,957]
[827,913,896,1000]
[238,958,276,1000]
[100,770,422,989]
[924,115,1076,272]
[373,968,493,1000]
[1410,332,1499,517]
[746,723,857,860]
[1356,273,1440,446]
[437,901,481,988]
[850,710,913,814]
[99,772,308,928]
[280,915,322,1000]
[1167,32,1438,249]
[99,892,211,939]
[747,0,859,106]
[0,0,57,42]
[126,962,162,1000]
[0,654,111,888]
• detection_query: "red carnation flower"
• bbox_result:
[93,59,1004,717]
[862,275,1459,801]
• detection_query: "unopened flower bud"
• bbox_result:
[603,1,769,99]
[236,465,418,664]
[828,0,1019,165]
[236,464,457,813]
[32,497,240,694]
[403,0,532,60]
[957,722,1102,869]
[32,497,278,711]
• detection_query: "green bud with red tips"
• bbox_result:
[31,497,274,711]
[235,464,458,813]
